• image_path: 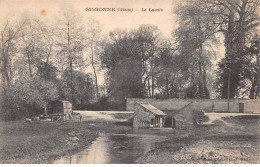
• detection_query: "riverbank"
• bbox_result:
[0,112,259,164]
[0,119,131,163]
[137,115,260,163]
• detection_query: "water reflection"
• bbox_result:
[83,134,110,163]
[53,130,171,164]
[54,134,110,164]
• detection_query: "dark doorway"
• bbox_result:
[172,117,176,128]
[239,103,244,113]
[150,118,155,127]
[165,116,175,128]
[165,117,172,127]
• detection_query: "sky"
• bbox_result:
[0,0,175,37]
[0,0,225,85]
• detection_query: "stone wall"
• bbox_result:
[174,102,194,129]
[133,103,155,128]
[127,98,260,113]
[127,98,192,111]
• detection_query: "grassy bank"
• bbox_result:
[0,120,131,164]
[136,115,260,164]
[1,112,259,164]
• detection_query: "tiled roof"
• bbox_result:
[140,103,166,116]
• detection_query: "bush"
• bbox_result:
[0,76,58,121]
[86,96,126,111]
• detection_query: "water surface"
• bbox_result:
[53,129,171,164]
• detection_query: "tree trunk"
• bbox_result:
[166,73,169,98]
[147,76,151,98]
[1,32,5,85]
[197,19,206,99]
[91,41,99,100]
[27,52,32,78]
[255,43,260,98]
[44,44,52,81]
[1,32,10,86]
[151,67,154,98]
[67,18,73,104]
[249,77,256,99]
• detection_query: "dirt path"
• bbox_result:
[74,111,134,122]
[137,113,260,164]
[204,113,260,128]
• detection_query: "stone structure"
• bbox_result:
[47,100,73,121]
[133,103,165,128]
[127,98,260,113]
[130,98,260,129]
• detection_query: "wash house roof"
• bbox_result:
[140,103,166,116]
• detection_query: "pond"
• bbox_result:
[53,129,172,164]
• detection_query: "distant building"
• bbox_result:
[133,103,165,128]
[130,98,260,129]
[46,100,73,121]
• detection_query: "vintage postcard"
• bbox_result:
[0,0,259,164]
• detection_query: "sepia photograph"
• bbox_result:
[0,0,259,164]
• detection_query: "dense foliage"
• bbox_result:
[0,1,259,120]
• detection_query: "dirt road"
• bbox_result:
[74,110,134,122]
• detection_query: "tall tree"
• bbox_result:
[101,29,145,100]
[33,18,56,81]
[196,0,260,98]
[55,9,85,105]
[86,18,103,100]
[243,34,260,99]
[20,16,43,78]
[135,25,162,98]
[175,0,260,98]
[174,0,220,98]
[154,40,181,98]
[0,19,26,86]
[60,69,95,109]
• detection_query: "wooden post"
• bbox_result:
[228,74,230,112]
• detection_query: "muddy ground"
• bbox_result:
[137,114,260,163]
